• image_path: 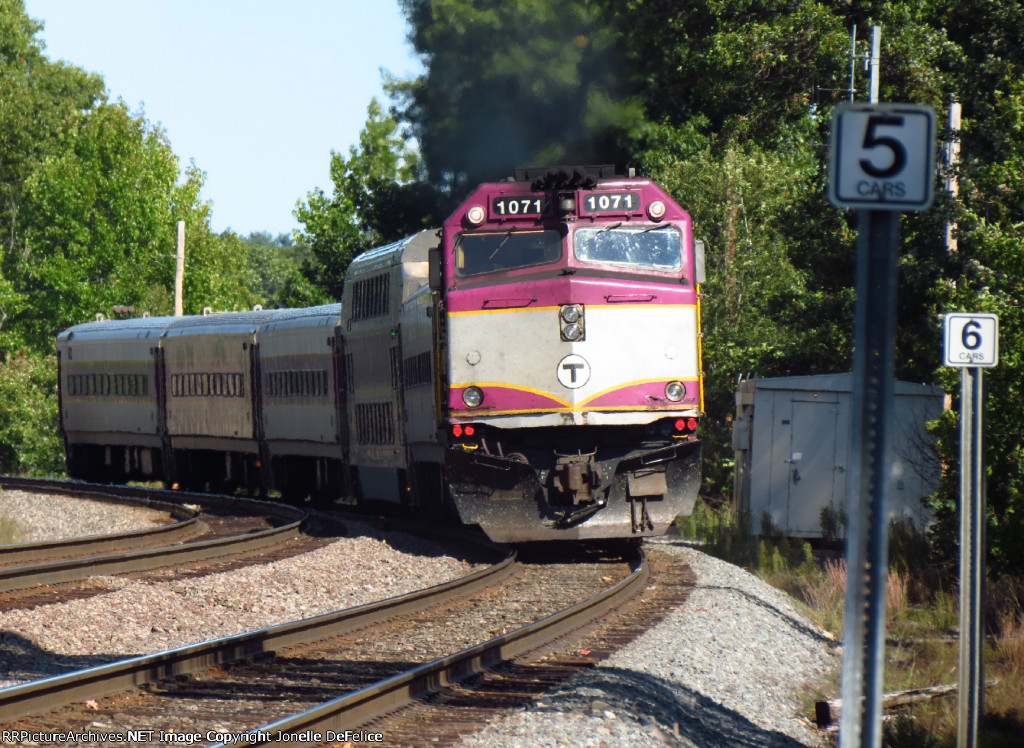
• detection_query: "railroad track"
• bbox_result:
[0,532,515,732]
[0,541,695,747]
[0,478,306,598]
[0,480,696,745]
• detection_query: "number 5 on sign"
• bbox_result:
[944,313,999,368]
[828,103,936,212]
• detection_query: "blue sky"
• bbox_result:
[23,0,423,237]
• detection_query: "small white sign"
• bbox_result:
[944,313,999,368]
[828,103,936,211]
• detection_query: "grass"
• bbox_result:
[0,488,23,545]
[677,499,1024,747]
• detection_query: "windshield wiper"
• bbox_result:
[489,226,519,260]
[576,221,622,254]
[635,222,671,235]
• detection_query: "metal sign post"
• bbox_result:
[943,312,998,748]
[828,102,936,748]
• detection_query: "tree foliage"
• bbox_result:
[242,231,324,309]
[0,2,270,354]
[0,0,103,254]
[0,2,278,475]
[294,99,444,301]
[9,103,186,346]
[0,351,62,475]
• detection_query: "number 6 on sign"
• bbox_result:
[944,313,999,368]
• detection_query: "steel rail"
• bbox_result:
[0,500,198,567]
[0,545,515,722]
[216,547,649,746]
[0,478,306,593]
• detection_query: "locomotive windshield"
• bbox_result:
[455,228,563,277]
[574,224,682,272]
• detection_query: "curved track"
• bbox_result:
[0,480,695,745]
[228,547,652,745]
[0,542,515,724]
[0,478,305,594]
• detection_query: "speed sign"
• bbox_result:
[828,103,936,211]
[944,313,999,368]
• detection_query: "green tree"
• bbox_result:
[0,0,103,254]
[917,0,1024,576]
[7,102,212,347]
[0,350,62,475]
[180,223,264,315]
[1,0,104,353]
[617,0,850,145]
[294,99,441,300]
[241,231,325,308]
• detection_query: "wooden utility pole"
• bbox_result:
[174,221,185,316]
[945,99,961,254]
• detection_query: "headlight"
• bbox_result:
[561,304,583,323]
[563,322,584,340]
[560,304,585,341]
[466,205,486,225]
[665,381,685,402]
[462,386,484,408]
[647,200,667,220]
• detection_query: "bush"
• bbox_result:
[0,503,22,545]
[0,351,64,476]
[677,499,757,567]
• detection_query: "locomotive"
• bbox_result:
[57,166,705,542]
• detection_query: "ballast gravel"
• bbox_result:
[0,488,482,689]
[0,489,169,543]
[457,539,838,748]
[0,490,838,746]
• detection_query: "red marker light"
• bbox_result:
[464,425,475,436]
[688,418,698,430]
[452,424,463,437]
[675,419,686,431]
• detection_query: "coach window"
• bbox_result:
[455,228,563,277]
[574,224,682,272]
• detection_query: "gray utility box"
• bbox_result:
[731,373,945,538]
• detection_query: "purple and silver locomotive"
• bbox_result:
[435,166,704,541]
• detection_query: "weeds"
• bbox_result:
[799,558,847,635]
[995,611,1024,673]
[882,713,940,748]
[0,512,22,545]
[676,499,1024,746]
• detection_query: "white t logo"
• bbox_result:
[557,354,591,389]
